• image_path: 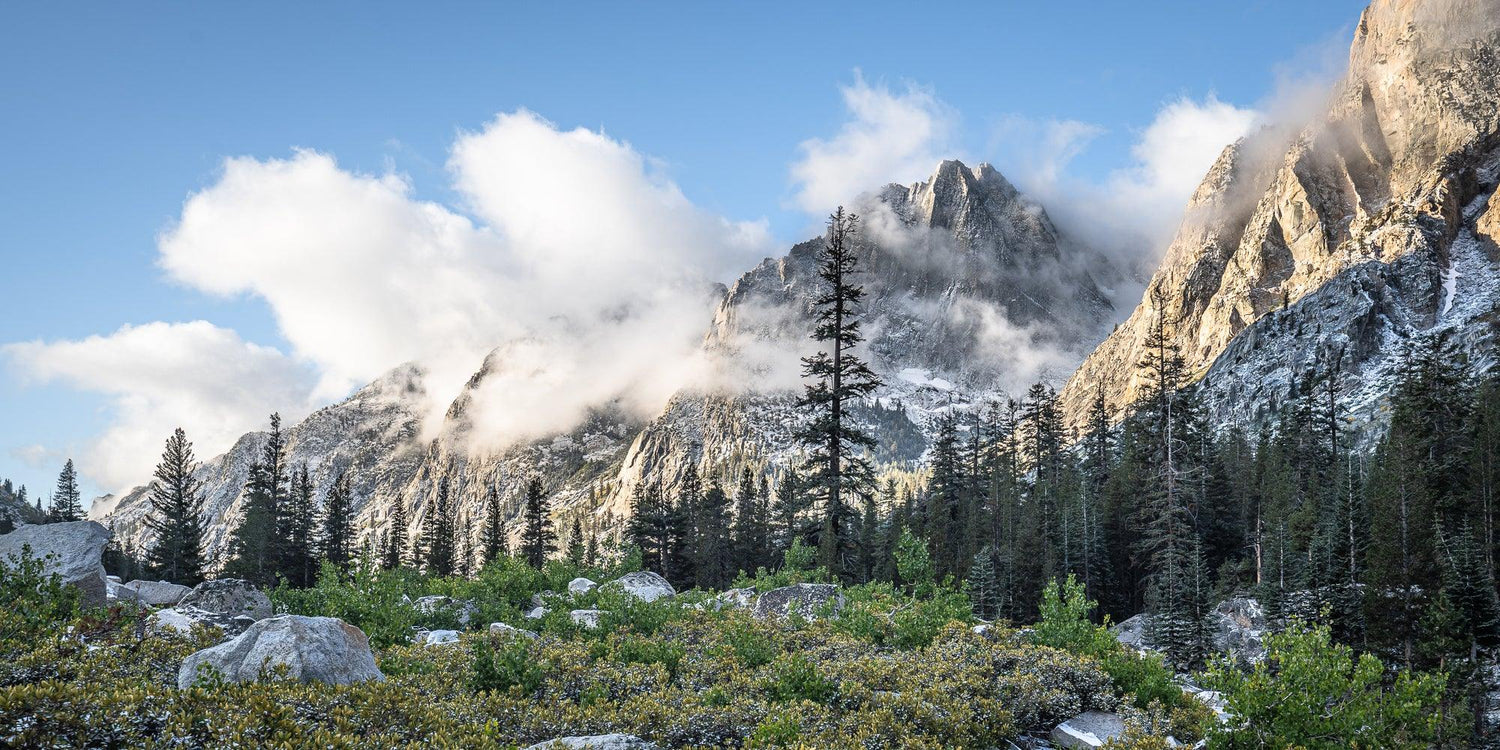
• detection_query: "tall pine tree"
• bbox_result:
[143,428,207,585]
[521,478,555,569]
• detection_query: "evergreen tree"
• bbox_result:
[479,486,507,566]
[567,516,586,567]
[143,428,207,585]
[968,545,1001,620]
[225,413,289,586]
[925,410,968,578]
[730,467,771,576]
[50,459,82,522]
[383,500,408,570]
[319,470,355,572]
[796,207,882,581]
[770,470,809,556]
[669,468,702,586]
[695,482,733,590]
[280,464,319,587]
[520,478,555,569]
[421,478,457,576]
[627,479,670,576]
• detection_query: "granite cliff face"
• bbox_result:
[1057,0,1500,433]
[96,160,1114,562]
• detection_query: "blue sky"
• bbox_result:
[0,1,1367,505]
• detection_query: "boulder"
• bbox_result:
[570,609,604,629]
[413,595,477,628]
[180,579,273,621]
[1111,613,1151,652]
[107,579,142,603]
[150,605,258,637]
[1049,711,1126,749]
[177,615,383,689]
[714,588,756,610]
[753,583,845,620]
[568,577,598,595]
[489,622,539,640]
[1211,598,1266,661]
[522,734,658,750]
[525,606,548,620]
[122,579,192,607]
[607,572,675,603]
[419,629,460,646]
[0,520,111,607]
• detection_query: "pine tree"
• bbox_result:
[383,500,408,570]
[143,428,207,585]
[50,459,83,522]
[770,470,809,556]
[280,464,319,587]
[796,207,882,581]
[926,409,968,578]
[627,479,669,576]
[320,470,355,572]
[520,478,555,569]
[479,486,507,567]
[968,545,1001,620]
[421,478,456,576]
[695,482,733,590]
[225,413,289,586]
[567,516,586,567]
[730,467,771,576]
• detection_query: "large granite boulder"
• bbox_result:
[179,579,273,621]
[570,609,604,629]
[177,615,383,689]
[122,579,192,607]
[1049,711,1125,749]
[522,735,658,750]
[753,583,844,620]
[606,572,675,603]
[413,595,477,628]
[568,577,598,596]
[0,521,111,607]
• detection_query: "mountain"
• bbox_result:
[94,160,1117,563]
[1057,0,1500,433]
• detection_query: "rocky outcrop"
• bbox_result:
[568,577,597,596]
[606,572,675,603]
[122,579,192,607]
[149,606,258,638]
[0,521,111,607]
[1110,597,1268,662]
[753,583,845,620]
[177,615,383,689]
[522,735,658,750]
[1059,0,1500,433]
[1049,711,1126,749]
[180,579,273,621]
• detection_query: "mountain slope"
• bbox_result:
[1057,0,1500,432]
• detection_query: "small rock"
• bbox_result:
[179,579,273,621]
[0,520,111,607]
[150,605,264,637]
[570,609,604,629]
[489,622,538,640]
[1050,711,1125,749]
[607,572,676,603]
[568,577,598,595]
[525,606,548,619]
[122,579,192,607]
[715,588,756,610]
[753,583,844,620]
[420,629,460,646]
[107,579,142,603]
[522,734,659,750]
[177,615,383,689]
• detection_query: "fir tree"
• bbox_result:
[479,486,507,567]
[567,516,586,567]
[280,464,319,587]
[225,413,289,586]
[50,459,82,522]
[520,478,555,569]
[796,207,882,581]
[319,470,355,572]
[421,478,457,576]
[695,482,733,590]
[968,545,1001,620]
[143,428,207,585]
[383,500,408,570]
[770,470,809,555]
[627,479,669,576]
[730,466,771,576]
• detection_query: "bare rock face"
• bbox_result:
[1059,0,1500,433]
[1050,711,1126,749]
[177,615,383,689]
[179,579,273,621]
[0,521,111,607]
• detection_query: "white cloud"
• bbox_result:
[992,95,1259,278]
[790,75,959,214]
[10,444,56,470]
[155,110,773,451]
[2,321,316,492]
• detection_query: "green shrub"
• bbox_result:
[611,634,685,678]
[726,620,777,668]
[765,653,835,704]
[469,636,545,696]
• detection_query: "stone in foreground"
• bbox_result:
[490,622,539,639]
[570,609,604,629]
[523,734,658,750]
[0,521,111,607]
[177,615,383,689]
[753,583,845,620]
[1050,711,1125,749]
[122,579,192,607]
[179,579,273,621]
[607,572,675,603]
